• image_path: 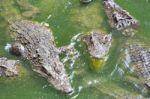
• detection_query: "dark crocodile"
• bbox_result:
[0,57,18,77]
[9,20,74,94]
[125,44,150,88]
[83,31,112,59]
[103,0,139,36]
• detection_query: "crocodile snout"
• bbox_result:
[64,88,74,95]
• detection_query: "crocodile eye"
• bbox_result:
[89,36,94,45]
[103,36,108,43]
[89,36,92,41]
[35,49,38,53]
[104,36,108,40]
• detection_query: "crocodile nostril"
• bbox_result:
[65,89,74,95]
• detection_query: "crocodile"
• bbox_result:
[0,0,39,23]
[83,31,112,59]
[103,0,139,36]
[0,57,18,77]
[15,0,39,18]
[125,44,150,88]
[9,20,76,94]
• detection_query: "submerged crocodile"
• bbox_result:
[9,20,76,94]
[0,0,39,23]
[125,44,150,88]
[103,0,139,36]
[83,31,112,59]
[0,57,18,77]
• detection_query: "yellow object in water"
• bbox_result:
[91,58,105,71]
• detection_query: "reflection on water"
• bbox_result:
[0,0,150,99]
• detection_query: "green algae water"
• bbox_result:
[0,0,150,99]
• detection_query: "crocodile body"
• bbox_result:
[0,57,18,77]
[103,0,138,36]
[10,20,73,94]
[83,31,112,59]
[125,44,150,88]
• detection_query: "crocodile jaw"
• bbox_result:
[32,58,74,94]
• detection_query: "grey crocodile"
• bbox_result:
[83,31,112,59]
[9,20,75,94]
[125,44,150,88]
[0,57,18,77]
[103,0,139,36]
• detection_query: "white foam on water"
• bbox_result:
[64,1,72,9]
[4,43,12,52]
[124,49,131,68]
[41,22,49,27]
[61,33,81,87]
[47,14,52,20]
[87,81,92,85]
[78,86,83,92]
[118,67,124,76]
[71,94,79,99]
[124,48,135,72]
[42,84,48,89]
[70,85,83,99]
[62,33,81,65]
[110,64,118,77]
[69,71,74,83]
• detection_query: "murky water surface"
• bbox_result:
[0,0,150,99]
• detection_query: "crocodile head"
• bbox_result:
[31,45,74,94]
[103,0,139,36]
[83,31,112,59]
[0,57,18,77]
